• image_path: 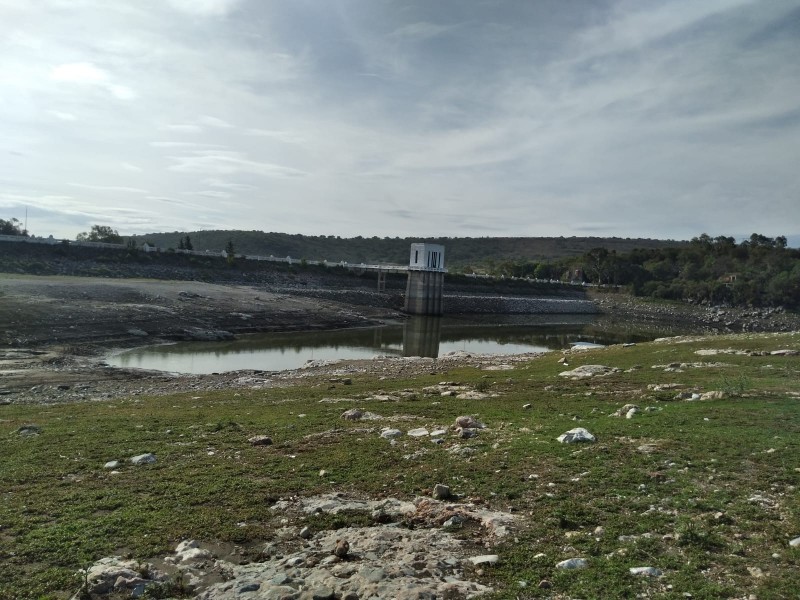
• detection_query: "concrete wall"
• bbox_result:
[404,270,445,315]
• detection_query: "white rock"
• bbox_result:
[557,428,596,444]
[626,408,639,419]
[104,460,121,469]
[380,428,402,439]
[130,453,156,465]
[556,558,588,569]
[469,555,499,565]
[629,566,662,577]
[789,536,800,547]
[407,427,430,437]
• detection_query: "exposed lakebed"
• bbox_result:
[108,314,683,374]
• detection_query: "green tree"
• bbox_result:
[0,218,28,236]
[76,225,123,244]
[184,235,193,251]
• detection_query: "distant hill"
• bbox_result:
[129,231,686,271]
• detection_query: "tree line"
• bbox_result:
[495,234,800,309]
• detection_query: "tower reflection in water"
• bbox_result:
[402,316,441,358]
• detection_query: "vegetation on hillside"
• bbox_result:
[128,230,684,269]
[500,234,800,309]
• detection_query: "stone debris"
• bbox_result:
[407,427,430,437]
[196,525,493,600]
[165,539,214,564]
[789,536,800,547]
[72,557,167,598]
[380,428,402,439]
[771,349,799,356]
[130,453,156,465]
[248,435,273,446]
[455,415,485,429]
[630,566,663,577]
[700,390,725,401]
[653,361,733,371]
[557,427,596,444]
[16,424,41,437]
[612,403,639,417]
[556,558,588,570]
[469,555,499,565]
[340,408,382,421]
[333,538,350,558]
[559,365,620,378]
[432,484,452,500]
[103,460,121,469]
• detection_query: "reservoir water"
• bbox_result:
[109,314,681,374]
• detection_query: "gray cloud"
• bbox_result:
[0,0,797,242]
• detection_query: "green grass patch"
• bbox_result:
[1,332,799,598]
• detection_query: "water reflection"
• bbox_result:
[109,314,682,374]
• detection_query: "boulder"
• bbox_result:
[557,428,596,444]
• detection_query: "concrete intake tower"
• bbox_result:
[404,243,445,316]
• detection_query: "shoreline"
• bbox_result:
[2,275,799,406]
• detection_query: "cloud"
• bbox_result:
[166,0,243,17]
[121,162,143,172]
[68,183,149,194]
[47,110,77,121]
[49,61,136,100]
[166,150,307,178]
[198,115,233,128]
[51,62,107,83]
[163,124,203,134]
[203,178,256,191]
[391,22,455,40]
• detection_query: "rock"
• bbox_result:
[559,365,619,378]
[612,403,639,417]
[557,428,596,444]
[407,427,429,437]
[130,453,156,465]
[299,526,313,539]
[626,407,639,419]
[103,460,121,469]
[171,540,213,563]
[457,428,478,439]
[523,403,532,409]
[248,435,272,446]
[311,587,335,600]
[455,415,484,429]
[789,536,800,547]
[538,579,552,589]
[341,408,363,420]
[333,539,350,558]
[380,428,402,439]
[700,391,725,401]
[469,555,499,566]
[630,566,662,577]
[432,484,451,500]
[127,328,148,337]
[16,424,41,437]
[556,558,588,569]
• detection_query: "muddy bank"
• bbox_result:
[2,275,799,406]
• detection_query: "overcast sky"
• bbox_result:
[2,0,799,242]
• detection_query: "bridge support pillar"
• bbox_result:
[404,270,444,316]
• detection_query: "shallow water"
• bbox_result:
[108,314,682,374]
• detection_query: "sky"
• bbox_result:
[1,0,799,243]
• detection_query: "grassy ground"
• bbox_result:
[1,332,799,599]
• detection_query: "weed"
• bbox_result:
[717,372,752,396]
